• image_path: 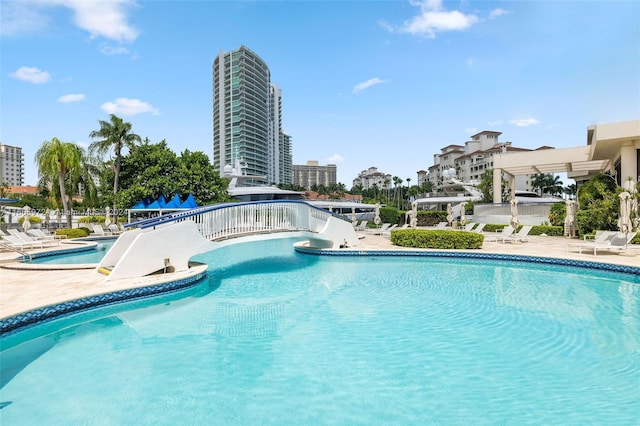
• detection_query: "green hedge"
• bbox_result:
[55,228,90,238]
[390,229,484,249]
[18,216,42,224]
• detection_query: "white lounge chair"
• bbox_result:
[27,229,64,241]
[7,229,57,246]
[576,232,637,255]
[1,234,47,249]
[461,223,476,232]
[428,222,448,230]
[381,224,399,237]
[354,221,368,231]
[503,225,533,243]
[472,223,486,233]
[108,224,123,235]
[92,225,113,236]
[483,225,515,242]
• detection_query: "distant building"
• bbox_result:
[0,143,25,186]
[213,45,292,186]
[292,161,336,190]
[427,131,542,192]
[352,167,392,190]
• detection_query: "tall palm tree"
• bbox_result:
[89,114,141,207]
[35,137,82,227]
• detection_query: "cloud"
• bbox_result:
[101,98,160,116]
[10,66,51,83]
[353,78,386,93]
[57,93,85,103]
[382,0,479,39]
[100,43,131,56]
[327,154,344,163]
[489,8,509,19]
[1,0,139,42]
[510,118,540,127]
[0,1,50,35]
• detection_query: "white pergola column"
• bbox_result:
[493,168,502,203]
[620,141,638,188]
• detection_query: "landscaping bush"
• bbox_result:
[18,216,42,224]
[78,216,107,224]
[55,228,90,238]
[379,206,400,225]
[480,224,562,236]
[390,229,484,249]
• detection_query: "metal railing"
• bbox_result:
[124,200,350,241]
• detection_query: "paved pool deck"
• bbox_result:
[1,233,638,321]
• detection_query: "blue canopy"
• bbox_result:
[179,194,198,209]
[165,194,182,209]
[130,194,198,210]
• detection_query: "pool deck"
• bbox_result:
[1,232,638,321]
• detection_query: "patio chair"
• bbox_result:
[381,224,399,238]
[354,220,368,231]
[483,225,515,242]
[7,229,57,246]
[503,225,533,243]
[576,232,637,255]
[428,222,448,230]
[108,224,123,235]
[1,233,47,250]
[92,225,113,236]
[461,223,477,232]
[367,223,392,234]
[27,229,62,241]
[472,223,486,233]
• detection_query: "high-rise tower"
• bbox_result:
[213,46,291,186]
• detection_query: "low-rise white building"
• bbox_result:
[352,167,392,191]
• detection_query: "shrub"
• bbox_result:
[78,216,107,224]
[55,228,90,238]
[18,216,42,224]
[390,229,484,249]
[529,225,563,236]
[379,206,400,225]
[548,202,566,227]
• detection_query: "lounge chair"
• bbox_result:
[1,234,48,249]
[574,231,637,255]
[354,221,368,231]
[472,223,486,233]
[483,225,515,242]
[368,223,392,234]
[108,224,123,235]
[428,222,448,230]
[503,225,533,243]
[7,229,57,246]
[92,225,113,236]
[27,229,65,241]
[381,224,399,237]
[461,223,476,232]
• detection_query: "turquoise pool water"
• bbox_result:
[32,240,115,265]
[1,238,639,424]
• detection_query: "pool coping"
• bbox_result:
[0,263,208,337]
[294,246,640,276]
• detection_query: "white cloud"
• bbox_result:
[0,1,50,35]
[489,8,509,19]
[1,0,139,42]
[383,0,479,39]
[510,118,540,127]
[353,78,386,93]
[100,43,131,56]
[10,66,51,83]
[327,154,344,163]
[57,93,85,103]
[101,98,160,116]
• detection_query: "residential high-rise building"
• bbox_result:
[213,45,292,186]
[0,143,25,186]
[352,167,392,191]
[293,161,337,190]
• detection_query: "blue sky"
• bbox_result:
[2,0,639,187]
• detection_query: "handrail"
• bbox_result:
[0,242,32,263]
[125,200,352,230]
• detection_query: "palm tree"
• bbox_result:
[35,137,82,227]
[89,114,142,207]
[531,173,548,195]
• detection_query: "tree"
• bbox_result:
[35,137,82,227]
[564,183,577,199]
[531,173,548,196]
[178,149,229,204]
[478,169,508,202]
[89,114,142,207]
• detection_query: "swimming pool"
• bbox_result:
[31,240,115,265]
[1,237,639,424]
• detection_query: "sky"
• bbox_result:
[2,0,639,188]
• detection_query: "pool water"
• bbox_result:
[1,238,639,424]
[32,240,115,265]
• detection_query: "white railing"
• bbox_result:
[127,200,342,241]
[102,201,358,281]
